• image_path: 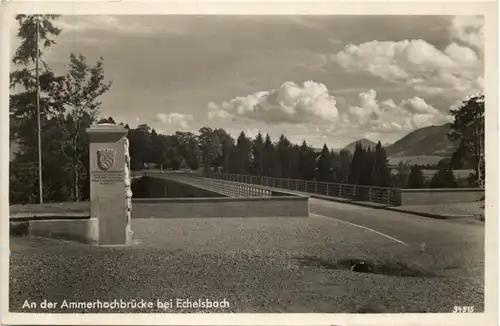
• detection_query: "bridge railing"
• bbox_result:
[205,172,400,205]
[145,172,274,198]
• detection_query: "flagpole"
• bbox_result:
[36,14,43,204]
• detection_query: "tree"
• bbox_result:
[149,129,165,166]
[429,168,458,188]
[289,144,301,179]
[360,146,375,185]
[213,128,235,172]
[233,131,252,174]
[316,144,333,182]
[407,165,426,189]
[164,135,184,170]
[337,149,352,183]
[128,125,152,170]
[10,15,112,203]
[393,162,410,188]
[251,132,265,175]
[349,143,364,185]
[10,15,62,203]
[372,141,392,187]
[448,94,485,187]
[175,131,200,170]
[297,141,316,180]
[60,53,112,201]
[276,134,294,178]
[437,157,451,169]
[97,117,116,124]
[263,134,276,176]
[198,127,222,172]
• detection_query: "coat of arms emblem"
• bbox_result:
[97,148,116,171]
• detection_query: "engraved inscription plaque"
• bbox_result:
[91,170,124,185]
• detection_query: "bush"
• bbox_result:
[10,222,29,236]
[407,165,426,189]
[429,168,458,188]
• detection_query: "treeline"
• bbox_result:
[125,125,393,187]
[393,163,474,189]
[125,124,476,190]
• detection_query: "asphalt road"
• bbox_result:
[310,197,485,249]
[144,171,485,252]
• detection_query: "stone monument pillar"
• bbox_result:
[86,124,132,246]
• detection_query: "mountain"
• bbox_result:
[343,138,377,152]
[385,123,456,158]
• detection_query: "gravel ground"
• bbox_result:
[401,202,484,218]
[9,216,484,313]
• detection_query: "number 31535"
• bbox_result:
[453,306,475,313]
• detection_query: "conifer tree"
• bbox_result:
[360,146,374,185]
[317,144,333,182]
[372,141,392,187]
[297,140,316,180]
[251,132,265,175]
[235,131,251,174]
[337,149,352,183]
[263,134,276,176]
[348,142,364,185]
[276,134,293,178]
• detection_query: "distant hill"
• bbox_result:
[385,123,456,158]
[343,138,377,152]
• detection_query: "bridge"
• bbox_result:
[135,170,484,247]
[9,169,485,313]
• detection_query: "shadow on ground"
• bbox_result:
[294,255,439,278]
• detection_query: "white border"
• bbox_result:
[1,1,498,325]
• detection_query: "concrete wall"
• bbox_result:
[400,188,485,206]
[131,176,224,198]
[131,196,309,218]
[21,195,308,245]
[29,218,98,244]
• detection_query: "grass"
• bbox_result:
[9,216,484,313]
[400,202,484,219]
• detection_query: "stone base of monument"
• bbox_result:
[29,218,99,245]
[28,218,138,246]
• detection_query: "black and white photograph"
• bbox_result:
[1,1,497,325]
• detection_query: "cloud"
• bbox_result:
[450,15,484,52]
[155,112,193,130]
[334,38,483,100]
[207,102,230,120]
[344,89,452,134]
[207,81,339,124]
[55,16,159,36]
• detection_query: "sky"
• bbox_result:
[9,15,484,148]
